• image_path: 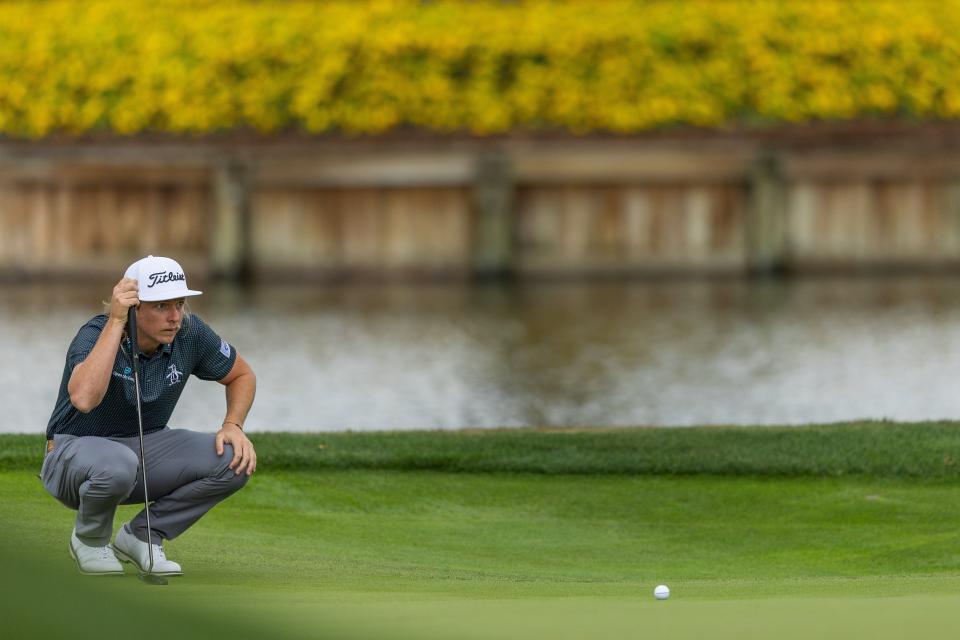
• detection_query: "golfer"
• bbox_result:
[42,255,257,576]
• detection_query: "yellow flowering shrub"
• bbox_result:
[1,0,959,137]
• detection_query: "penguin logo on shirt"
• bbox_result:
[166,364,183,386]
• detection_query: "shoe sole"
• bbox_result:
[68,541,124,576]
[112,545,183,577]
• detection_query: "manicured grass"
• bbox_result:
[3,472,960,636]
[4,424,960,638]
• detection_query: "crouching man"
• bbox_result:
[42,255,257,576]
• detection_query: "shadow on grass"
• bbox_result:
[0,530,320,640]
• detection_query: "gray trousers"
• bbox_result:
[41,428,249,546]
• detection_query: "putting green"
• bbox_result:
[4,462,960,639]
[172,587,960,640]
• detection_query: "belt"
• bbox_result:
[46,438,54,454]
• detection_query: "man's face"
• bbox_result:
[137,298,186,348]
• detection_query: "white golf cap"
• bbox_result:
[124,255,203,302]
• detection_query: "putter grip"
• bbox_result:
[127,306,138,357]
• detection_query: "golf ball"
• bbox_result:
[654,584,670,600]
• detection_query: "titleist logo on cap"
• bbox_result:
[125,256,202,301]
[147,271,187,288]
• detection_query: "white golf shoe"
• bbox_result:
[112,524,183,576]
[69,529,124,576]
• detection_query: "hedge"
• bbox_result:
[1,0,958,137]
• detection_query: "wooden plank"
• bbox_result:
[49,186,71,268]
[561,187,593,261]
[623,187,655,258]
[314,190,344,266]
[783,152,960,181]
[255,154,474,188]
[684,187,712,259]
[418,188,465,267]
[515,187,556,259]
[251,190,282,265]
[0,163,209,187]
[658,187,687,255]
[596,188,623,259]
[341,188,384,269]
[888,181,925,257]
[786,180,817,263]
[0,185,27,264]
[143,187,165,256]
[941,180,960,256]
[249,191,270,262]
[514,149,753,184]
[714,184,746,260]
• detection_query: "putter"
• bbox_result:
[127,305,168,586]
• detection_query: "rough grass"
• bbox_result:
[7,421,960,476]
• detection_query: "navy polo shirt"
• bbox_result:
[46,314,237,439]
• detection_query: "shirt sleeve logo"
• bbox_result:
[220,339,232,358]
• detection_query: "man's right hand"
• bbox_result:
[109,278,140,325]
[69,277,140,413]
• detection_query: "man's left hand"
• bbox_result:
[215,423,257,476]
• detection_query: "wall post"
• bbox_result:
[746,153,788,275]
[211,162,252,281]
[471,151,515,278]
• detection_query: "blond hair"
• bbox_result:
[101,300,193,333]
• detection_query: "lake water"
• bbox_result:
[5,276,960,434]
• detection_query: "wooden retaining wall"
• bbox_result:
[3,127,960,280]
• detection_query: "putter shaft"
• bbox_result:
[128,306,164,585]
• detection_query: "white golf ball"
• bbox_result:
[654,584,670,600]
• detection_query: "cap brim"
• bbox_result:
[138,289,203,302]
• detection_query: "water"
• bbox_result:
[5,276,960,434]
